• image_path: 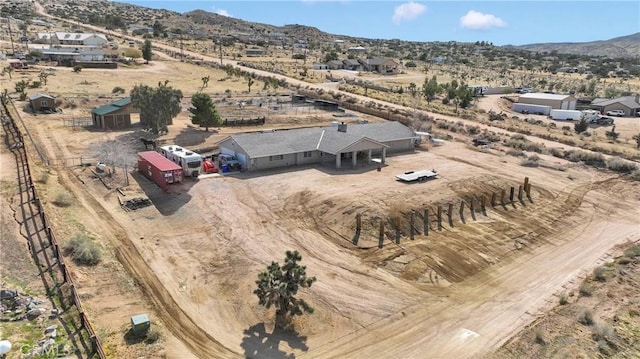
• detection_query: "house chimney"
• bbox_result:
[337,122,347,133]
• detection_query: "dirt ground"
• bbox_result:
[2,42,640,359]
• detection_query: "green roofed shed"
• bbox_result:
[91,97,137,130]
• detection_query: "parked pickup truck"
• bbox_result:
[395,169,438,182]
[606,110,625,117]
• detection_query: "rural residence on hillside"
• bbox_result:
[91,97,137,130]
[590,95,640,116]
[217,121,417,172]
[28,93,56,113]
[52,32,108,47]
[517,93,577,110]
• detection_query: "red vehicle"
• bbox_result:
[202,158,219,173]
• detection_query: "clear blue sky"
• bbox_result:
[115,1,640,46]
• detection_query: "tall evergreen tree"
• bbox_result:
[189,93,220,132]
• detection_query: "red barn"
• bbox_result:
[137,151,183,191]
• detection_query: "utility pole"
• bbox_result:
[7,18,16,54]
[219,40,223,65]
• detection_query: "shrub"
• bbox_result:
[112,86,126,94]
[53,191,74,207]
[65,233,101,265]
[549,147,565,158]
[606,157,638,173]
[520,155,540,167]
[566,150,606,167]
[592,322,614,341]
[144,330,160,344]
[593,266,607,282]
[507,149,526,157]
[72,65,82,73]
[37,172,49,184]
[534,328,546,345]
[579,284,592,297]
[623,246,640,258]
[559,293,569,305]
[578,309,594,325]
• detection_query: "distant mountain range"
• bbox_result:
[513,33,640,59]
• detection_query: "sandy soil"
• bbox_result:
[2,6,638,358]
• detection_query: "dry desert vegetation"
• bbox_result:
[1,13,640,359]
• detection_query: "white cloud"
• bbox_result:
[392,2,427,24]
[460,10,507,30]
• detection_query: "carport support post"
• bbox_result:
[378,221,384,248]
[410,211,415,240]
[437,205,442,231]
[423,209,429,236]
[448,203,454,227]
[509,186,515,203]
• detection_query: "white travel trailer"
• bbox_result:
[158,145,203,178]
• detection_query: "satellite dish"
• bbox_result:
[0,340,12,355]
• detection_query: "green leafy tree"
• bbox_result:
[456,84,474,109]
[323,51,338,63]
[189,92,220,132]
[142,39,153,63]
[422,75,439,103]
[131,82,183,134]
[254,250,316,329]
[574,118,588,134]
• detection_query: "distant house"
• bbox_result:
[358,58,399,74]
[347,46,366,54]
[518,93,577,110]
[342,59,361,71]
[40,47,105,63]
[28,93,56,113]
[245,48,267,57]
[52,32,108,47]
[326,60,344,70]
[590,95,640,116]
[216,121,417,172]
[313,63,328,70]
[91,97,136,130]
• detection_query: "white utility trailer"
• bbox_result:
[395,169,438,182]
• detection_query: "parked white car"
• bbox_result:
[606,110,625,117]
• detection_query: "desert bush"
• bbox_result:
[592,322,615,341]
[144,330,160,344]
[578,309,594,325]
[53,191,73,207]
[549,147,565,158]
[520,155,540,167]
[606,157,638,173]
[623,246,640,258]
[559,293,569,305]
[507,149,526,157]
[19,92,27,101]
[37,172,49,184]
[593,266,607,282]
[566,150,606,167]
[65,233,101,266]
[29,81,41,88]
[112,86,126,94]
[533,328,546,345]
[561,125,571,131]
[72,65,82,73]
[579,284,593,297]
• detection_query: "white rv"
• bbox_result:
[159,145,203,178]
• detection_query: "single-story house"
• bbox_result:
[28,93,56,112]
[326,60,344,70]
[590,95,640,116]
[358,58,399,74]
[91,97,136,130]
[342,59,361,71]
[517,93,577,110]
[245,48,267,57]
[216,121,417,172]
[40,47,105,62]
[313,63,328,70]
[347,46,366,54]
[52,32,108,47]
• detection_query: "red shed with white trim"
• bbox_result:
[137,151,183,191]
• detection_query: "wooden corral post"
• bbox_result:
[524,177,529,190]
[500,189,506,206]
[356,213,362,232]
[410,211,415,240]
[395,216,401,244]
[437,205,442,231]
[378,221,384,248]
[491,192,497,207]
[448,203,454,227]
[518,185,523,201]
[459,201,465,219]
[526,182,532,202]
[481,195,486,211]
[509,186,515,203]
[423,208,429,236]
[469,198,475,213]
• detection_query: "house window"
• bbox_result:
[269,155,284,161]
[303,151,312,158]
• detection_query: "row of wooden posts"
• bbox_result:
[353,177,532,247]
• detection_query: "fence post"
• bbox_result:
[509,186,515,203]
[437,205,442,230]
[395,217,401,244]
[481,195,486,212]
[410,211,415,240]
[378,221,385,248]
[423,208,429,236]
[501,189,506,206]
[518,185,523,202]
[459,201,465,220]
[356,213,361,232]
[491,192,497,207]
[526,182,532,202]
[448,203,454,227]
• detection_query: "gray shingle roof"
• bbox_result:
[28,93,55,100]
[222,122,413,158]
[591,96,640,109]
